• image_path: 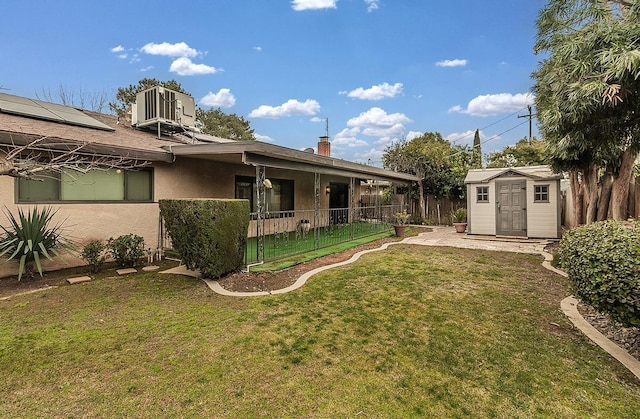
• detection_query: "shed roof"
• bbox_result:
[464,165,563,183]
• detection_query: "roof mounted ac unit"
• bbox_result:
[134,86,196,132]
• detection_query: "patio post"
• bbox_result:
[350,177,355,240]
[314,172,320,250]
[256,165,266,263]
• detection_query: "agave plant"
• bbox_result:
[0,206,70,280]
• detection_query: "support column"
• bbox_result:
[314,172,320,249]
[350,177,356,240]
[256,165,266,263]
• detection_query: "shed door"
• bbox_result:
[495,180,526,236]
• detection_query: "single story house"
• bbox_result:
[0,90,418,277]
[464,165,563,239]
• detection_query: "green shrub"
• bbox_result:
[558,220,640,327]
[81,240,106,274]
[106,234,144,268]
[159,199,250,278]
[0,206,71,281]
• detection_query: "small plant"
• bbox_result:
[106,234,145,268]
[80,240,106,274]
[394,210,410,225]
[0,206,71,281]
[451,208,467,223]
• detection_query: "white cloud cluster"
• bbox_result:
[110,45,124,53]
[170,57,218,76]
[291,0,337,11]
[436,59,468,67]
[141,42,198,58]
[249,99,321,118]
[255,134,274,143]
[199,89,236,108]
[343,82,403,101]
[449,93,534,117]
[333,127,368,147]
[364,0,379,12]
[347,107,411,138]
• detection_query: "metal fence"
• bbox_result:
[245,204,403,266]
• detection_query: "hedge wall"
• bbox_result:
[159,199,250,278]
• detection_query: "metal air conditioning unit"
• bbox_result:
[133,86,196,132]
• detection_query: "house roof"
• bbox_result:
[464,165,563,183]
[0,93,418,184]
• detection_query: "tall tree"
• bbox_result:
[383,132,472,218]
[472,129,482,168]
[533,0,640,223]
[196,108,255,141]
[486,137,547,168]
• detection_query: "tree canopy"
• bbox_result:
[486,137,547,168]
[383,132,472,218]
[533,0,640,222]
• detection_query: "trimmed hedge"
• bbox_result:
[558,220,640,327]
[159,199,250,279]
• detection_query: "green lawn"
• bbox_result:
[1,246,639,417]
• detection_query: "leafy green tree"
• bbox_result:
[472,129,482,168]
[383,132,472,218]
[533,0,640,223]
[196,108,255,141]
[486,137,547,168]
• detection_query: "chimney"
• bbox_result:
[318,135,331,157]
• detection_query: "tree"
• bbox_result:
[472,129,482,168]
[486,137,547,168]
[0,137,148,180]
[36,84,111,113]
[383,132,473,218]
[196,108,255,141]
[533,0,640,223]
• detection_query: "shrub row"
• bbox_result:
[559,220,640,327]
[159,199,249,279]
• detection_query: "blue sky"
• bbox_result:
[1,0,547,165]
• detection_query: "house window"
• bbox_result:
[534,185,549,202]
[17,168,153,202]
[476,186,489,202]
[235,176,294,214]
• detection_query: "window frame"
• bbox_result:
[235,175,295,217]
[16,168,154,203]
[476,186,489,203]
[534,184,550,203]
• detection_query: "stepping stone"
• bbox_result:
[67,276,91,284]
[142,265,159,272]
[116,268,137,275]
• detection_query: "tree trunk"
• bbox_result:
[611,146,637,220]
[583,165,599,224]
[597,170,613,221]
[569,171,583,226]
[418,179,426,219]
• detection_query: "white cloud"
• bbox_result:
[406,131,422,141]
[169,57,218,76]
[449,92,534,117]
[310,116,324,122]
[436,59,468,68]
[249,99,321,118]
[354,148,385,164]
[333,127,368,147]
[347,107,411,138]
[344,82,403,101]
[291,0,337,11]
[141,42,199,58]
[254,46,262,51]
[111,45,124,53]
[140,66,154,72]
[199,89,236,108]
[129,54,140,64]
[255,134,274,143]
[364,0,379,12]
[117,53,128,59]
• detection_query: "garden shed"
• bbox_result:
[464,165,562,239]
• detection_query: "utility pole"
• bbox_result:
[518,105,536,143]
